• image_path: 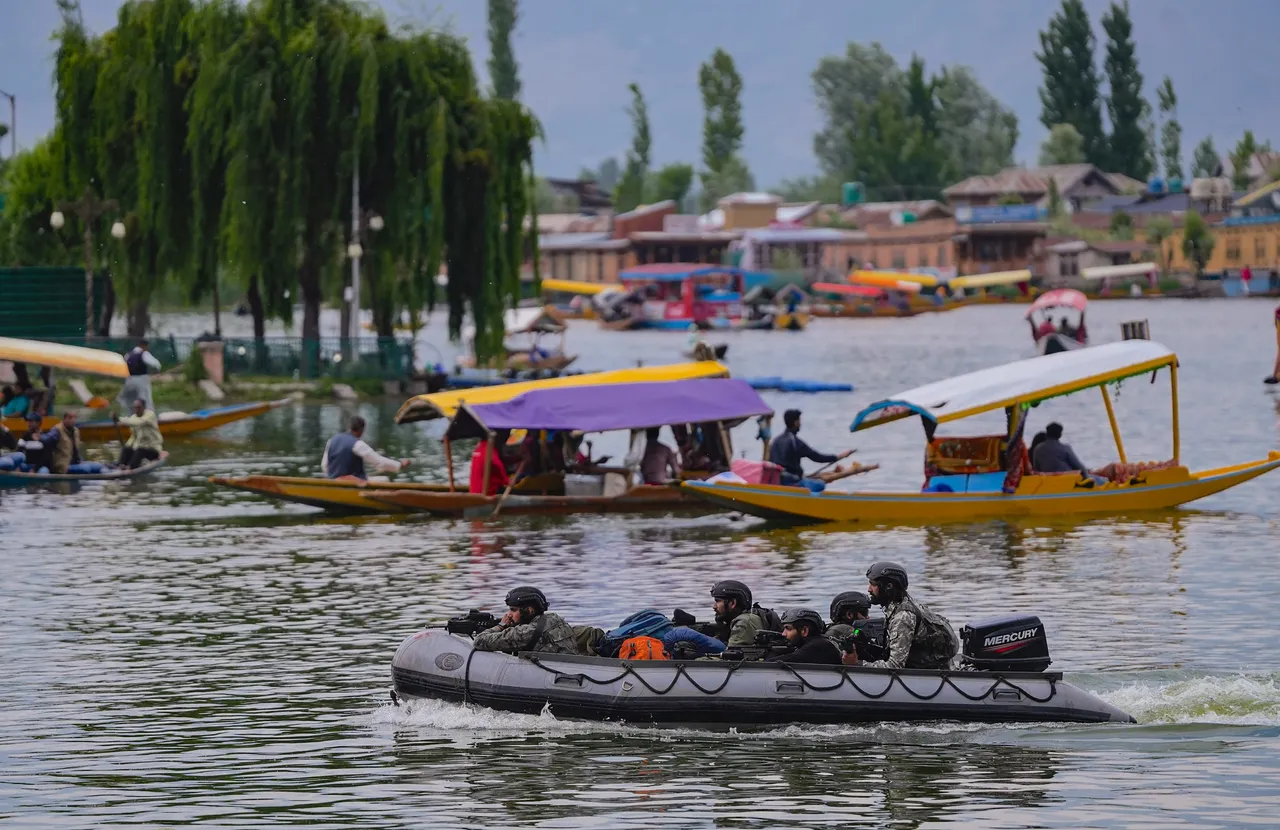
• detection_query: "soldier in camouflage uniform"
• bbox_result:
[662,580,766,657]
[848,562,957,670]
[471,586,582,655]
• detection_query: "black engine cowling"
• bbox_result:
[960,614,1051,672]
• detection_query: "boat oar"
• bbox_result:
[812,449,856,476]
[488,457,529,519]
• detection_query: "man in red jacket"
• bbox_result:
[469,429,512,495]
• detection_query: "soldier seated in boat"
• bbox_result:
[472,586,582,655]
[845,562,958,671]
[767,608,842,666]
[322,415,410,481]
[825,591,875,666]
[662,580,768,658]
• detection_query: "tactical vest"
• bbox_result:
[894,595,958,669]
[325,432,365,479]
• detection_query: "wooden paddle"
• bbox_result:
[813,449,856,476]
[488,457,530,519]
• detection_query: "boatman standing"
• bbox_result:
[1268,303,1280,385]
[119,338,162,413]
[112,398,164,469]
[768,409,852,491]
[321,415,410,480]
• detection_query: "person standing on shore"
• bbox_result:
[119,339,162,412]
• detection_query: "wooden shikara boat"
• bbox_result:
[207,475,455,514]
[363,483,700,518]
[6,400,290,442]
[0,452,167,488]
[683,341,1280,525]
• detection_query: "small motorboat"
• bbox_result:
[390,612,1135,726]
[0,452,167,488]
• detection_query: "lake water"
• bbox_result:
[6,298,1280,827]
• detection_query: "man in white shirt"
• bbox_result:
[321,415,410,480]
[119,339,164,412]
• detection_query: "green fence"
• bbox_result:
[38,336,414,381]
[0,267,108,339]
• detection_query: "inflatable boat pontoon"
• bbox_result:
[390,629,1135,726]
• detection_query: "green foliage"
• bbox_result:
[647,163,695,206]
[699,48,751,209]
[1191,137,1221,178]
[183,345,209,384]
[1109,210,1134,240]
[1230,131,1263,190]
[1100,2,1151,179]
[1145,215,1175,273]
[1156,77,1183,180]
[1039,123,1086,166]
[614,83,650,213]
[1047,178,1065,218]
[773,175,843,204]
[1037,0,1108,167]
[26,0,536,363]
[1181,210,1215,277]
[487,0,520,100]
[0,137,78,267]
[810,45,1014,198]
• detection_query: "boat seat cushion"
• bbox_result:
[1093,459,1176,483]
[926,435,1006,476]
[922,471,1007,493]
[730,458,782,485]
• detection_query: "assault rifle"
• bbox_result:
[841,617,888,663]
[672,607,721,638]
[445,609,500,638]
[721,629,793,662]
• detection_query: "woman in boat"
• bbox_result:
[469,428,512,496]
[1,383,31,418]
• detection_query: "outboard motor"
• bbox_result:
[959,614,1051,672]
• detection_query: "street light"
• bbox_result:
[347,210,382,340]
[49,187,123,334]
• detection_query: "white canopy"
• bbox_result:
[851,340,1177,431]
[1081,262,1157,280]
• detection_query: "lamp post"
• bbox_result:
[50,187,124,335]
[0,88,14,158]
[347,208,383,341]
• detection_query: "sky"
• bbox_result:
[2,0,1279,186]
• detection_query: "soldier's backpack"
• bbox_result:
[618,636,669,660]
[597,609,673,658]
[751,603,784,633]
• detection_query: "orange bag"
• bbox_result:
[618,636,669,660]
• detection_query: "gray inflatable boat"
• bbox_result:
[390,630,1136,726]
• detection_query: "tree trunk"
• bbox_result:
[212,276,222,338]
[127,299,150,338]
[246,275,267,373]
[298,257,322,377]
[96,275,116,337]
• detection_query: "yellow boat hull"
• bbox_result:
[4,400,287,442]
[682,453,1280,525]
[774,312,811,331]
[210,475,454,514]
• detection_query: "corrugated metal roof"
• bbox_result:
[538,232,627,251]
[945,165,1128,199]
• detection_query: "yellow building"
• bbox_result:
[1161,181,1280,275]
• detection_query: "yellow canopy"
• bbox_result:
[395,361,730,424]
[0,337,129,379]
[850,269,938,288]
[540,279,623,296]
[948,270,1032,289]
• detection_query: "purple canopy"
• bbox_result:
[446,379,772,440]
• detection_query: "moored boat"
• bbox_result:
[390,625,1135,725]
[0,452,167,488]
[682,340,1280,525]
[456,306,576,373]
[208,475,454,514]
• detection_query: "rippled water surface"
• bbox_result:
[6,298,1280,827]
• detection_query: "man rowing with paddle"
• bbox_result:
[769,409,852,493]
[321,415,410,480]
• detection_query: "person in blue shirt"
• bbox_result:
[768,409,851,491]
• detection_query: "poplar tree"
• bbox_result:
[1037,0,1107,167]
[487,0,520,101]
[1101,1,1151,179]
[1156,77,1183,180]
[613,83,650,213]
[699,48,752,208]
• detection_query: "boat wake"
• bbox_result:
[369,670,1280,741]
